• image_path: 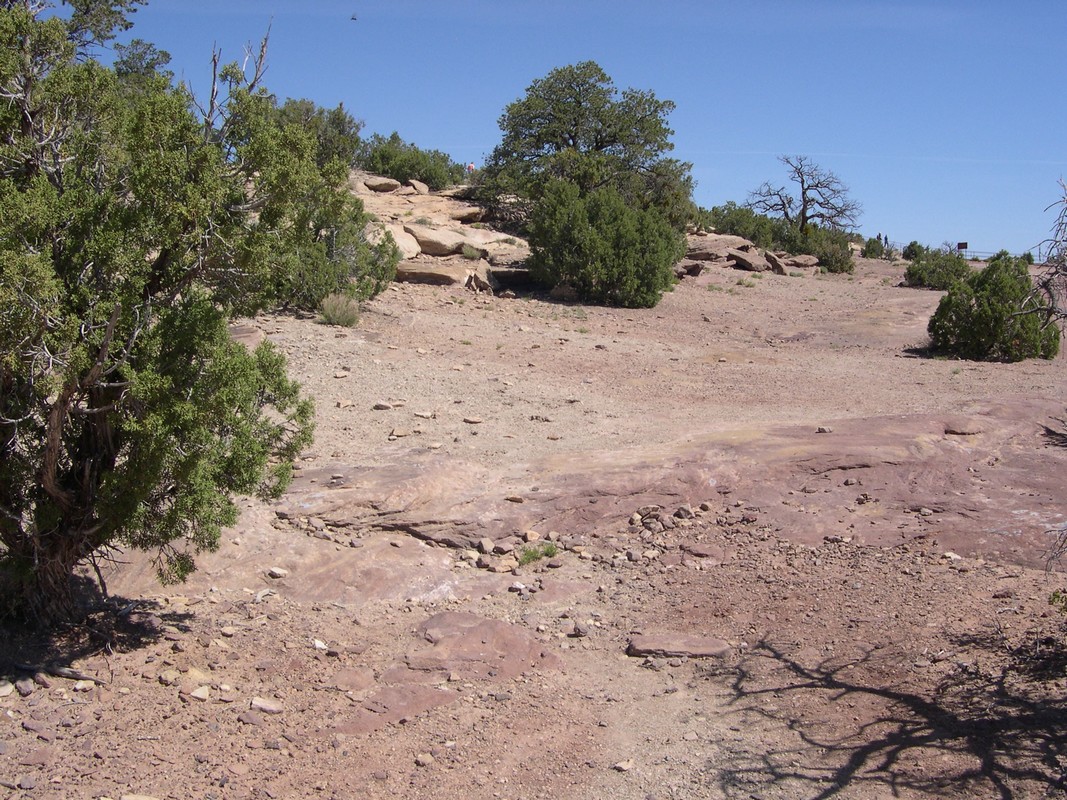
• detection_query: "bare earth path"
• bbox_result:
[3,221,1067,798]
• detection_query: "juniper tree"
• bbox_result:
[0,1,392,624]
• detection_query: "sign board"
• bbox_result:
[956,242,968,251]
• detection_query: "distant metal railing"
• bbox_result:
[885,242,1041,263]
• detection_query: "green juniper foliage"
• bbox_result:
[528,180,684,308]
[0,1,393,624]
[355,131,465,190]
[478,60,695,232]
[928,254,1060,361]
[480,62,691,305]
[904,247,972,290]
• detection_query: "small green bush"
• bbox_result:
[861,236,886,259]
[461,244,483,260]
[902,241,926,261]
[904,248,972,290]
[518,542,560,566]
[527,180,684,308]
[928,254,1060,361]
[319,293,361,326]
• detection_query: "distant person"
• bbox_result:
[467,162,476,175]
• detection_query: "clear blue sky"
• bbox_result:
[114,0,1066,256]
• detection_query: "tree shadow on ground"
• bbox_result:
[0,573,192,686]
[703,634,1067,799]
[1040,418,1067,449]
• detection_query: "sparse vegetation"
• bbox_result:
[461,244,483,260]
[518,541,560,565]
[319,294,361,327]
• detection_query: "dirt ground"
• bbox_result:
[3,194,1067,800]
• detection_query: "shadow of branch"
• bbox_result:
[703,636,1067,799]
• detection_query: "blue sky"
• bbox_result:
[114,0,1066,256]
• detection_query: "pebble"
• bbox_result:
[15,678,34,697]
[238,710,264,726]
[250,696,284,715]
[158,669,182,686]
[0,681,13,698]
[570,622,590,638]
[415,752,435,767]
[613,759,634,772]
[267,567,289,579]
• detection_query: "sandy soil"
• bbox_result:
[2,187,1067,800]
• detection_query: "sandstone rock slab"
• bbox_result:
[627,633,730,659]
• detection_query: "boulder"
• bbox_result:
[364,176,402,193]
[675,259,706,278]
[366,222,421,260]
[449,205,484,223]
[403,224,467,257]
[395,259,471,286]
[686,233,756,262]
[408,179,430,195]
[395,257,496,292]
[764,250,787,275]
[784,254,820,269]
[461,227,516,247]
[726,247,771,272]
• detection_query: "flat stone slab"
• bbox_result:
[406,611,562,679]
[332,685,457,736]
[627,633,731,659]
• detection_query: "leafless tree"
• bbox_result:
[1038,182,1067,581]
[1031,180,1067,328]
[747,155,861,233]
